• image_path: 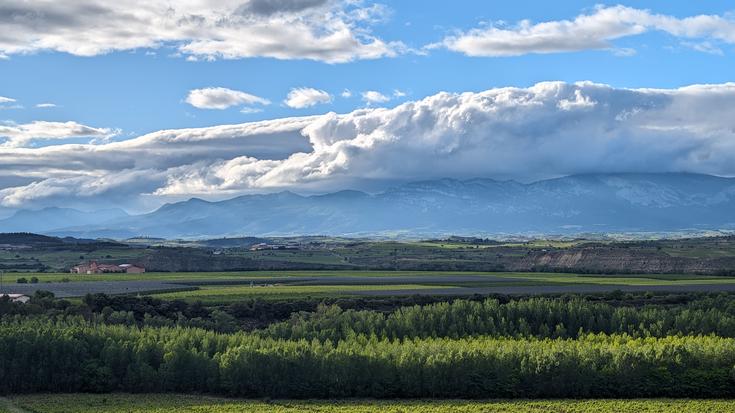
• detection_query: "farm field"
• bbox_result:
[149,272,735,303]
[492,272,735,286]
[152,283,457,303]
[1,270,515,283]
[7,270,735,285]
[4,395,735,413]
[6,270,735,300]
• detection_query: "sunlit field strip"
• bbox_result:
[150,284,456,303]
[8,394,735,413]
[491,272,735,286]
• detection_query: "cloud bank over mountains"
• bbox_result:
[1,81,735,210]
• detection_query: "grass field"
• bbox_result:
[4,395,735,413]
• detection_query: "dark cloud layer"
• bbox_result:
[237,0,330,16]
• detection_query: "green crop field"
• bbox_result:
[490,272,735,286]
[152,283,454,303]
[134,270,735,303]
[7,269,735,303]
[4,395,735,413]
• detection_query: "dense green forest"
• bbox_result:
[0,292,465,331]
[263,295,735,340]
[1,319,733,397]
[4,292,735,398]
[5,291,735,338]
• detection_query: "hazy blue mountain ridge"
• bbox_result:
[2,173,733,238]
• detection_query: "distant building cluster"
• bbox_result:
[1,293,30,303]
[249,243,299,251]
[70,261,145,274]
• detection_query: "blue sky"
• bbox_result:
[2,1,735,136]
[1,1,735,213]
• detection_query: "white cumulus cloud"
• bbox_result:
[0,120,116,148]
[186,87,270,110]
[284,87,332,108]
[35,103,57,108]
[0,96,21,110]
[0,0,402,63]
[240,107,264,114]
[441,5,735,57]
[362,90,391,104]
[681,41,724,55]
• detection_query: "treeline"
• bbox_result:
[262,295,735,341]
[1,319,734,398]
[6,292,735,339]
[0,291,297,332]
[0,292,462,332]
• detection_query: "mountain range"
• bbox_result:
[1,173,734,239]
